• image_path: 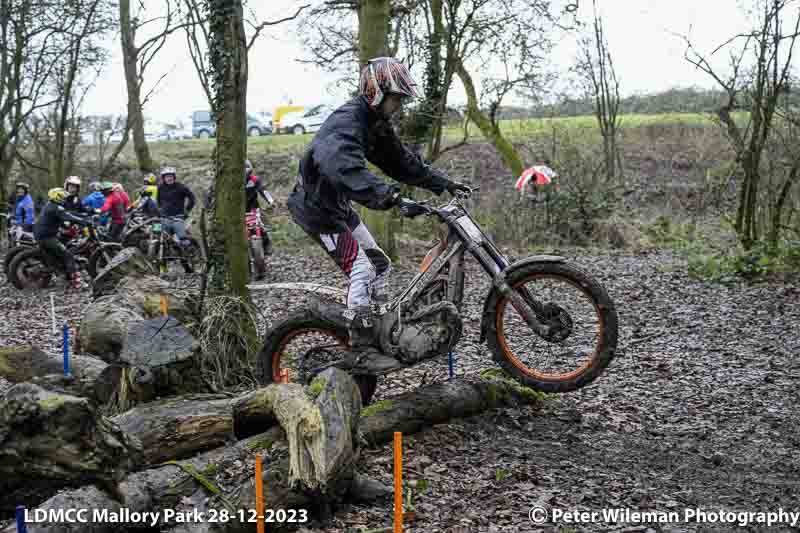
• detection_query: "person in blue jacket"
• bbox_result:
[14,182,35,232]
[82,181,108,224]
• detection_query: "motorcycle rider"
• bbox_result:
[286,56,470,361]
[96,181,129,241]
[157,166,196,247]
[245,159,275,256]
[131,185,160,217]
[82,181,108,224]
[131,172,158,209]
[63,176,84,212]
[14,182,35,233]
[35,187,94,289]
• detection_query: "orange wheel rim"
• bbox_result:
[272,327,348,383]
[495,274,604,381]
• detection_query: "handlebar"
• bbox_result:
[396,185,479,219]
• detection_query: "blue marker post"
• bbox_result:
[16,505,27,533]
[448,351,454,380]
[63,321,71,377]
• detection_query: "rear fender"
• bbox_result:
[479,255,565,342]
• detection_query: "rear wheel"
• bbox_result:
[3,244,31,275]
[485,261,618,393]
[8,248,56,290]
[292,125,305,135]
[257,309,377,406]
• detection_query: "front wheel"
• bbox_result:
[484,261,618,393]
[257,308,378,406]
[88,244,122,279]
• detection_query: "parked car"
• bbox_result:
[192,110,272,138]
[280,104,333,135]
[108,131,124,144]
[167,129,194,140]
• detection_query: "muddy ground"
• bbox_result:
[2,241,798,533]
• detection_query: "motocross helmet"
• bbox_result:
[359,57,419,108]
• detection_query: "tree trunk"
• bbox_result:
[356,0,396,258]
[207,0,251,301]
[120,0,155,173]
[454,58,524,177]
[768,164,799,248]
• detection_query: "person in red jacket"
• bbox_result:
[96,181,129,241]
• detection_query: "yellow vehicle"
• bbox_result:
[273,105,304,133]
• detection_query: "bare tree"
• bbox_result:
[182,0,309,111]
[119,0,195,173]
[576,0,622,182]
[683,0,800,249]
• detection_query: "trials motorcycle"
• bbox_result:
[256,189,618,405]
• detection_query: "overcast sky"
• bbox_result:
[82,0,754,125]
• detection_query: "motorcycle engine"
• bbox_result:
[378,301,463,364]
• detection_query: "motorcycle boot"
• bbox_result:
[345,305,405,375]
[69,271,83,290]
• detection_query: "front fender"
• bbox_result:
[479,255,565,343]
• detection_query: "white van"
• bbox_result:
[281,104,334,135]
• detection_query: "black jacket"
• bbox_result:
[287,96,451,233]
[34,201,91,240]
[64,195,85,213]
[157,182,196,218]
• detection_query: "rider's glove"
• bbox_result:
[445,180,471,196]
[376,186,401,210]
[397,198,427,219]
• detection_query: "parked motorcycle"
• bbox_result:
[257,189,618,405]
[246,208,273,280]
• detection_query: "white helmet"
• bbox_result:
[160,166,177,179]
[64,176,81,194]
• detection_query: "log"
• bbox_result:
[358,370,546,446]
[0,346,123,404]
[0,383,137,513]
[2,369,544,529]
[359,369,545,446]
[162,367,364,533]
[1,428,283,533]
[79,313,206,410]
[111,394,235,466]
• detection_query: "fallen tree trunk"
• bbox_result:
[111,394,235,466]
[0,383,137,513]
[358,370,546,446]
[0,346,123,404]
[6,369,370,533]
[3,369,544,528]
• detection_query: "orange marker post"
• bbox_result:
[394,431,403,533]
[281,368,289,384]
[255,454,265,533]
[160,294,168,317]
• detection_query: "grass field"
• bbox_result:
[127,110,732,162]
